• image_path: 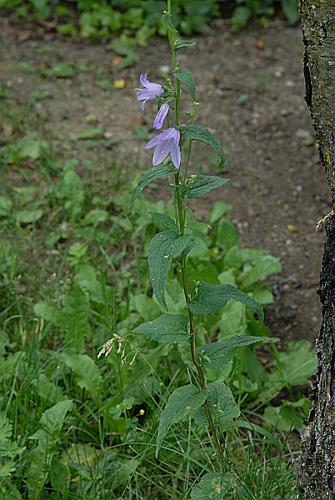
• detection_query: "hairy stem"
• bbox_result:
[167,0,225,468]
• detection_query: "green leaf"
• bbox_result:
[134,314,189,344]
[16,209,43,224]
[216,219,238,250]
[61,352,102,396]
[131,164,175,208]
[189,282,263,321]
[0,196,12,217]
[32,374,64,404]
[148,231,193,308]
[269,340,317,387]
[133,294,161,321]
[150,212,178,231]
[175,39,196,50]
[27,400,72,495]
[156,384,206,455]
[34,301,63,325]
[241,255,281,288]
[231,6,251,29]
[174,69,196,101]
[44,62,77,78]
[63,285,90,352]
[194,382,240,427]
[198,336,267,369]
[191,472,232,499]
[37,400,73,440]
[183,124,224,167]
[209,201,232,224]
[71,127,104,141]
[281,0,299,24]
[183,175,228,199]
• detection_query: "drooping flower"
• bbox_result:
[145,128,181,169]
[153,103,169,130]
[136,73,164,110]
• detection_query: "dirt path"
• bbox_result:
[0,18,328,342]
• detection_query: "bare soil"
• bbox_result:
[0,17,329,342]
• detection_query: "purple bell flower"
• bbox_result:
[145,128,181,169]
[153,103,169,130]
[136,73,164,111]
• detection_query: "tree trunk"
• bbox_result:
[300,1,335,498]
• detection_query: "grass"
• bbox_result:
[0,85,309,499]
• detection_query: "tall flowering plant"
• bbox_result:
[132,0,265,479]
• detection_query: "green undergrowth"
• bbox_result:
[0,91,313,499]
[0,0,299,45]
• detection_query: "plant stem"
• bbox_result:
[167,0,225,468]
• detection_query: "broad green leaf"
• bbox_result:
[262,398,311,432]
[191,472,232,499]
[36,400,73,440]
[189,282,263,321]
[27,400,72,495]
[150,212,178,231]
[209,201,232,224]
[231,6,250,29]
[175,39,196,50]
[34,301,63,325]
[61,352,102,396]
[63,285,90,352]
[0,195,12,216]
[133,293,161,321]
[183,124,225,167]
[194,382,240,427]
[148,231,193,308]
[32,374,64,404]
[183,175,228,199]
[131,164,175,208]
[134,313,188,344]
[268,340,317,387]
[198,336,266,369]
[216,219,238,250]
[49,458,70,497]
[174,69,196,101]
[241,255,281,288]
[282,0,299,24]
[156,384,206,455]
[16,209,43,224]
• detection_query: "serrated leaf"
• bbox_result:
[198,336,266,368]
[150,212,178,231]
[134,313,188,344]
[183,124,225,167]
[189,282,263,321]
[63,285,90,352]
[156,384,206,455]
[148,231,193,308]
[131,164,175,208]
[194,382,240,427]
[183,175,228,199]
[175,39,196,50]
[175,69,196,101]
[241,255,281,288]
[61,352,102,396]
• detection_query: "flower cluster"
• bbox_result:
[136,73,181,169]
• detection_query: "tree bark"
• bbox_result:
[300,1,335,498]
